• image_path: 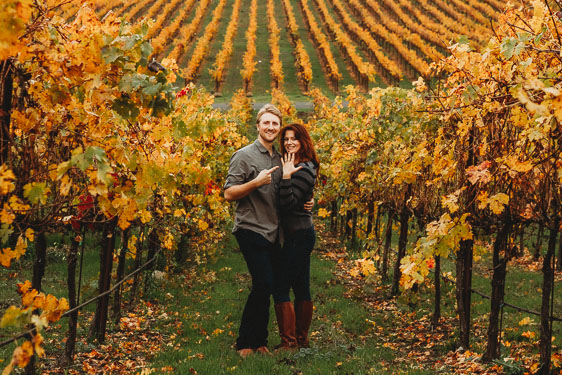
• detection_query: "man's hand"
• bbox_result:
[224,166,279,201]
[304,198,314,212]
[255,166,279,186]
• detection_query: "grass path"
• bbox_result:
[148,232,432,374]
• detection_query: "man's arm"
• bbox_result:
[224,166,279,202]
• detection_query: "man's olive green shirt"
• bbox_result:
[224,140,283,243]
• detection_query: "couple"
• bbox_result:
[224,104,319,357]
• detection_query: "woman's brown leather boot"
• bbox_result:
[274,302,298,350]
[295,301,313,348]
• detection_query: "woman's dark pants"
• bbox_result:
[273,226,316,303]
[234,229,276,350]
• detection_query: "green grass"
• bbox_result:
[1,221,559,373]
[147,236,434,374]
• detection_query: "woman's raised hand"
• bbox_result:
[281,153,302,179]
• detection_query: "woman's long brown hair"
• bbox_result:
[280,123,320,169]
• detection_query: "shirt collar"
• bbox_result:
[254,139,280,156]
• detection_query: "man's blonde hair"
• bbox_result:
[256,104,282,126]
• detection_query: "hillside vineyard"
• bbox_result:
[64,0,502,95]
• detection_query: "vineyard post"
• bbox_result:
[62,234,80,367]
[432,254,441,327]
[342,210,350,240]
[382,209,394,282]
[366,200,374,240]
[538,216,559,374]
[534,223,544,260]
[374,203,382,244]
[557,232,562,270]
[89,218,117,343]
[31,230,47,292]
[330,200,338,232]
[144,228,160,293]
[0,59,13,165]
[112,228,130,323]
[456,125,477,349]
[518,224,525,258]
[175,232,190,268]
[339,204,345,236]
[482,218,511,362]
[128,226,145,308]
[392,184,412,296]
[351,208,358,249]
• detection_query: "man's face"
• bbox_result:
[257,112,281,144]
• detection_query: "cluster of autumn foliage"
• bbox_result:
[1,1,249,372]
[309,0,560,372]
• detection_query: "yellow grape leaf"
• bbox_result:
[60,175,72,196]
[0,206,16,225]
[488,193,509,214]
[162,232,174,250]
[10,340,34,369]
[0,247,15,267]
[127,235,138,259]
[477,191,489,210]
[13,236,27,258]
[25,228,34,242]
[21,288,38,307]
[31,314,48,331]
[442,193,459,213]
[519,317,532,325]
[198,220,209,231]
[317,208,330,218]
[0,306,28,328]
[32,333,45,358]
[138,210,152,224]
[174,209,186,218]
[0,165,16,195]
[522,330,536,339]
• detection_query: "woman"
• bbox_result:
[273,123,319,350]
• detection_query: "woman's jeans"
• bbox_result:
[273,226,316,303]
[234,229,277,350]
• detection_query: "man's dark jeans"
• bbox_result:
[273,226,316,303]
[234,229,276,350]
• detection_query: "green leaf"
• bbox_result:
[501,38,517,59]
[140,41,153,61]
[101,46,123,64]
[97,162,112,185]
[84,146,108,163]
[23,182,49,205]
[119,73,148,93]
[173,118,188,140]
[71,152,88,171]
[517,32,532,43]
[0,223,13,244]
[458,35,470,45]
[57,160,72,179]
[112,97,140,120]
[142,82,162,96]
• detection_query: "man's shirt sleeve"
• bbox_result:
[224,150,249,190]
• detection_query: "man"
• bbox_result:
[224,104,283,358]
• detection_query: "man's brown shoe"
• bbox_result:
[237,348,254,358]
[255,346,272,355]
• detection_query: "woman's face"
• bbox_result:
[283,130,301,155]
